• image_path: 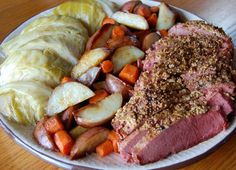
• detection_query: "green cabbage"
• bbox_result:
[0,81,52,125]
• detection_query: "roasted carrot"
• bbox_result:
[108,130,120,153]
[150,6,159,13]
[119,64,139,85]
[61,76,73,84]
[112,25,126,39]
[89,90,109,104]
[147,13,157,28]
[101,60,113,73]
[159,29,168,37]
[44,116,64,134]
[102,17,116,26]
[54,130,74,155]
[96,140,114,157]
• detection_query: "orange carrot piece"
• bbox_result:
[159,29,168,37]
[44,116,64,134]
[89,90,109,104]
[101,60,113,73]
[102,17,116,26]
[150,6,159,13]
[112,25,126,39]
[96,140,114,157]
[61,76,73,84]
[147,13,157,28]
[119,64,139,85]
[54,130,74,155]
[108,131,120,153]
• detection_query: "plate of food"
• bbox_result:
[0,0,235,169]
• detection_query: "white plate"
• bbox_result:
[0,0,236,169]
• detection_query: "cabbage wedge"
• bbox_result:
[0,50,71,87]
[0,81,52,125]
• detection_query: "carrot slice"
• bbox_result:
[89,90,109,104]
[101,60,113,73]
[119,64,139,85]
[44,116,64,134]
[96,140,114,157]
[112,25,126,39]
[108,130,120,153]
[102,17,116,26]
[159,29,168,37]
[61,76,73,84]
[54,130,74,155]
[147,13,157,28]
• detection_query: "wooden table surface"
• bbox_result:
[0,0,236,169]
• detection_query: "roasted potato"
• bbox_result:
[47,82,95,115]
[71,48,111,79]
[61,106,76,131]
[112,11,149,30]
[93,81,108,91]
[86,24,115,51]
[74,93,122,128]
[33,117,57,150]
[156,3,176,30]
[105,74,132,99]
[142,32,161,51]
[70,127,109,159]
[69,125,88,139]
[77,67,101,87]
[106,35,140,50]
[111,45,145,73]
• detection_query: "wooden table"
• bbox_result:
[0,0,236,169]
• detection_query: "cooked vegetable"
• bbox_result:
[0,50,72,87]
[61,77,73,84]
[0,81,52,124]
[111,25,126,39]
[105,74,132,99]
[106,35,140,50]
[119,64,139,85]
[134,4,151,19]
[70,126,88,139]
[156,3,176,30]
[101,60,113,73]
[70,127,109,159]
[150,6,159,13]
[96,140,114,157]
[33,117,57,150]
[77,67,101,87]
[86,24,115,51]
[54,130,74,155]
[44,115,64,134]
[74,93,122,128]
[142,32,161,51]
[108,130,120,153]
[93,81,108,91]
[147,13,157,28]
[111,46,144,73]
[160,29,169,37]
[102,17,116,25]
[120,1,141,13]
[47,82,94,116]
[61,106,76,130]
[112,11,149,30]
[89,90,109,104]
[71,48,111,79]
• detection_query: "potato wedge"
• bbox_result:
[61,106,76,130]
[69,125,88,139]
[111,11,149,30]
[70,127,109,159]
[156,3,176,30]
[106,35,140,50]
[93,81,108,91]
[47,82,95,115]
[77,67,101,87]
[74,93,122,127]
[86,24,115,51]
[71,48,111,79]
[112,46,145,73]
[33,117,57,151]
[142,32,161,51]
[105,74,132,99]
